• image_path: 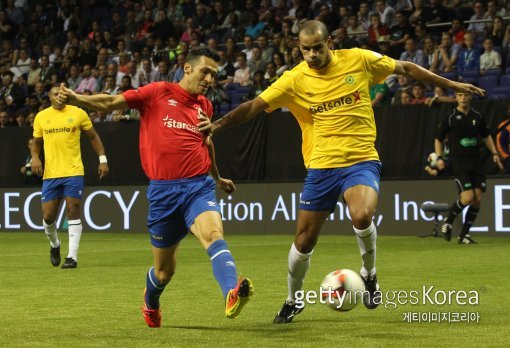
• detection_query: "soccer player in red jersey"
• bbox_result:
[58,47,253,327]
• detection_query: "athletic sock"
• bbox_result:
[445,200,466,225]
[287,243,313,303]
[67,219,82,261]
[207,239,238,298]
[43,220,59,248]
[354,222,377,277]
[145,266,165,309]
[461,206,479,237]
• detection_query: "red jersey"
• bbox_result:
[123,82,213,180]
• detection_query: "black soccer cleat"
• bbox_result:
[458,234,478,245]
[61,257,77,269]
[273,300,304,324]
[50,245,61,267]
[362,274,381,309]
[441,223,452,241]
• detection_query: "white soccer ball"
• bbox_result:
[320,269,365,311]
[428,152,438,168]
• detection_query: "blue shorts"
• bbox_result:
[300,161,382,212]
[146,175,221,248]
[41,176,84,203]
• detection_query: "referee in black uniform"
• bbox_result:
[435,92,503,244]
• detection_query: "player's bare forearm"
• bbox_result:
[74,93,127,112]
[395,61,485,96]
[85,128,106,157]
[212,97,268,134]
[30,137,43,160]
[434,138,443,156]
[483,136,498,155]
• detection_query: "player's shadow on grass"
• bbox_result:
[169,324,301,332]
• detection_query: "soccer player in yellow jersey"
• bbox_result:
[31,86,109,269]
[211,20,485,323]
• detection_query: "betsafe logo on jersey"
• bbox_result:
[44,126,77,134]
[309,91,361,114]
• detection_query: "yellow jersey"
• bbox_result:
[259,48,395,168]
[33,105,92,179]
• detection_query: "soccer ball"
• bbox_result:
[428,152,438,168]
[320,269,365,311]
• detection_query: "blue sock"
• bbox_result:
[145,267,165,309]
[207,239,238,298]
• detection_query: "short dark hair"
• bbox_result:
[186,47,220,64]
[298,20,329,41]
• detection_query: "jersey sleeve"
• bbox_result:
[33,113,42,137]
[437,114,450,141]
[79,108,93,131]
[359,49,396,85]
[258,70,295,112]
[122,83,159,113]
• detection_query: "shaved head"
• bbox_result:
[298,20,329,41]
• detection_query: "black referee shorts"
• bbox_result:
[449,156,486,194]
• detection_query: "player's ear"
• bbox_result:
[184,62,192,75]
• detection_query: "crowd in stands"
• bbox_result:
[2,0,510,128]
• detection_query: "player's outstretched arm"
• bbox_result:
[58,83,128,112]
[211,96,269,135]
[84,127,110,179]
[206,136,235,194]
[434,138,446,171]
[394,61,485,96]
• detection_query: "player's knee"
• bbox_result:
[294,229,318,253]
[43,217,55,225]
[201,229,224,246]
[154,269,174,285]
[66,204,81,219]
[349,208,373,229]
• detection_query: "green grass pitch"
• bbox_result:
[0,232,509,347]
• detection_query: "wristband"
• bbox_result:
[99,155,108,164]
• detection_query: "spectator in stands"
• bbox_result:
[216,49,235,87]
[242,35,255,62]
[67,65,83,91]
[1,70,24,111]
[496,104,510,174]
[467,1,487,37]
[457,32,480,76]
[15,109,27,126]
[426,86,456,107]
[399,38,427,68]
[427,0,450,25]
[422,35,437,69]
[206,77,231,116]
[10,47,30,82]
[314,3,337,32]
[409,0,431,26]
[273,52,288,77]
[389,11,413,58]
[370,82,391,107]
[79,38,98,68]
[357,1,371,30]
[479,38,501,75]
[375,0,396,28]
[377,36,393,57]
[224,37,239,65]
[485,0,499,29]
[486,16,505,48]
[102,75,118,95]
[410,81,427,104]
[257,34,274,64]
[449,18,466,46]
[137,58,153,87]
[392,74,413,105]
[76,64,97,94]
[119,75,134,93]
[39,55,57,89]
[171,54,186,83]
[367,13,390,49]
[151,9,175,42]
[265,62,279,85]
[430,32,459,73]
[271,32,287,55]
[221,12,244,43]
[107,62,125,86]
[150,59,173,82]
[243,71,268,101]
[0,110,9,128]
[233,52,251,86]
[414,24,429,50]
[346,15,366,42]
[248,47,266,77]
[332,26,359,50]
[400,89,414,104]
[34,81,47,102]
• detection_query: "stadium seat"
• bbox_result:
[460,70,479,79]
[505,67,510,75]
[439,71,457,80]
[499,75,510,86]
[492,86,510,95]
[483,69,502,77]
[487,93,508,100]
[478,76,498,93]
[462,77,479,85]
